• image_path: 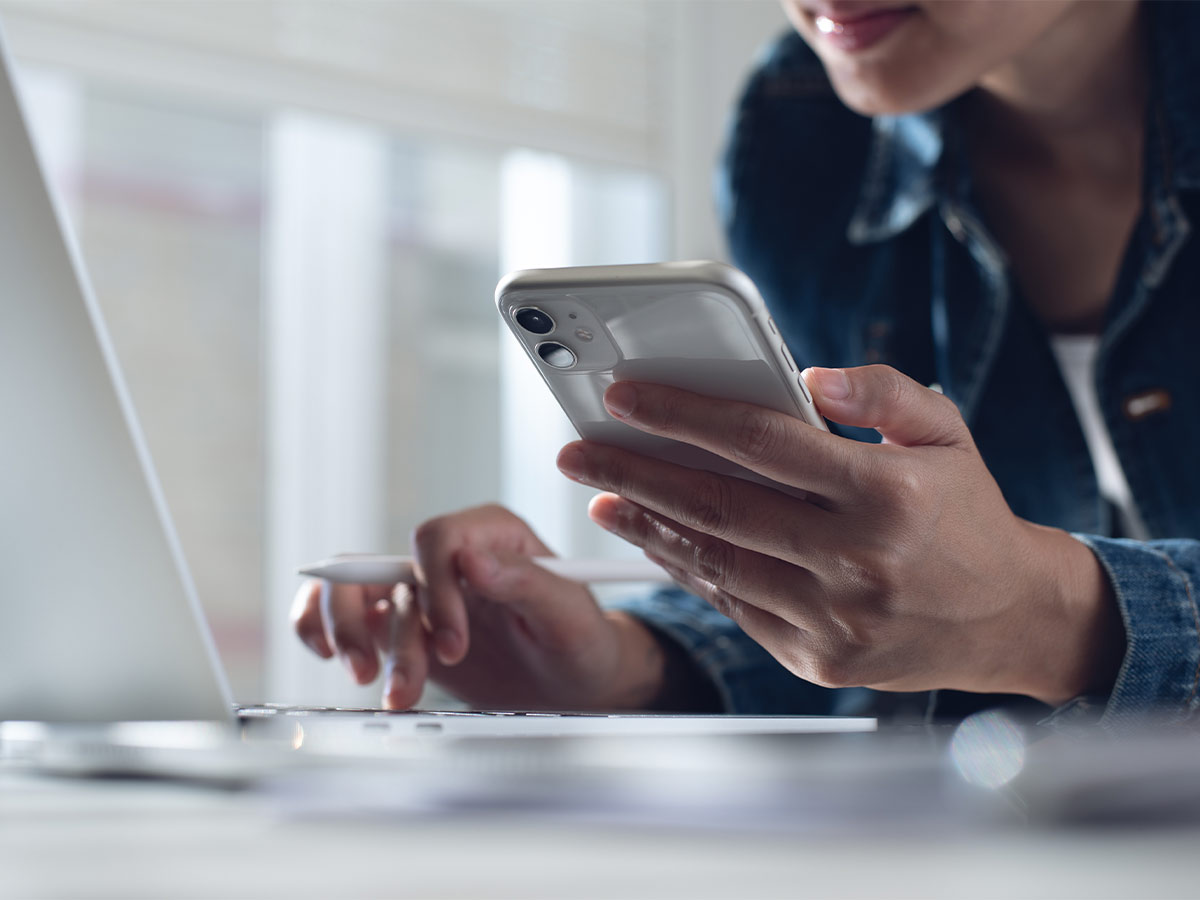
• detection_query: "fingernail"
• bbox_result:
[604,382,637,418]
[434,627,461,666]
[586,493,620,532]
[557,445,587,481]
[806,367,850,401]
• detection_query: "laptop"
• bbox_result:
[0,24,872,757]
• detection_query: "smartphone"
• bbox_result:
[496,261,826,488]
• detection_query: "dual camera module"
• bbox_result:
[514,307,577,369]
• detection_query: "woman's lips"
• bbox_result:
[813,7,916,52]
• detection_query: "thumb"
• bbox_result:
[802,365,967,448]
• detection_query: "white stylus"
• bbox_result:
[297,554,675,586]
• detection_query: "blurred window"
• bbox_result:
[8,4,670,706]
[5,0,787,704]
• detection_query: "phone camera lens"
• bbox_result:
[515,307,555,335]
[536,341,577,369]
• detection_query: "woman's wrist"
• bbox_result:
[601,610,722,712]
[1014,523,1126,707]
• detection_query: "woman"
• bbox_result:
[292,1,1199,729]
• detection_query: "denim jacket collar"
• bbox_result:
[845,111,945,246]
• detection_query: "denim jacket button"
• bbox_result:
[944,212,966,242]
[1122,388,1172,421]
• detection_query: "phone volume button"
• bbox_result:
[797,374,813,404]
[780,343,795,372]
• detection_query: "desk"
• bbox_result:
[3,745,1199,900]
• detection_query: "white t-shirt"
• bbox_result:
[1049,334,1148,539]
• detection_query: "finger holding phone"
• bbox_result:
[556,364,1126,708]
[500,262,1120,706]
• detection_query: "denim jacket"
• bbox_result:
[618,3,1200,731]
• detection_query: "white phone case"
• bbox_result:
[496,261,827,488]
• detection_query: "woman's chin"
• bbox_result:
[825,65,960,117]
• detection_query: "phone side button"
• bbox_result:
[797,374,813,404]
[780,343,795,372]
[767,317,778,335]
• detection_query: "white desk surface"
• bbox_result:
[3,759,1198,900]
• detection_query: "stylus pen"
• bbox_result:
[297,555,675,586]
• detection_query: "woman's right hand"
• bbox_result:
[290,504,670,711]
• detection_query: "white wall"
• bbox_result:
[2,0,790,257]
[666,2,791,260]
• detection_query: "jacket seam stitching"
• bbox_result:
[846,118,894,244]
[1147,545,1200,706]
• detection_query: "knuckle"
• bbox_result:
[499,562,539,598]
[488,503,538,537]
[730,408,787,466]
[654,387,686,432]
[807,657,854,689]
[836,607,890,649]
[885,368,918,423]
[602,453,633,496]
[866,364,909,413]
[844,554,907,617]
[876,463,923,507]
[829,551,886,595]
[411,516,447,553]
[881,366,909,406]
[692,538,734,586]
[872,542,912,586]
[706,587,742,623]
[804,642,868,689]
[685,475,735,537]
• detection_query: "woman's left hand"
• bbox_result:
[555,365,1125,706]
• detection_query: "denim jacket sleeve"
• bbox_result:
[611,587,839,715]
[616,536,1200,723]
[1063,535,1200,731]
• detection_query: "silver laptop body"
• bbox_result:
[0,23,233,724]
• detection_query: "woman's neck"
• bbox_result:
[970,1,1146,176]
[964,2,1149,336]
